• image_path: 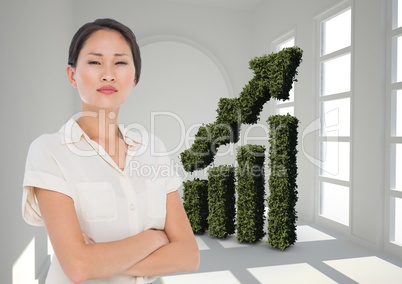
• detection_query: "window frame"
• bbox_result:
[385,0,402,258]
[314,0,353,233]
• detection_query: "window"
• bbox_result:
[316,3,352,226]
[272,30,295,115]
[320,182,350,225]
[321,54,351,96]
[388,0,402,247]
[390,197,402,245]
[321,9,351,55]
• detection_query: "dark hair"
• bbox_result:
[68,18,142,83]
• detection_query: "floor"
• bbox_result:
[154,221,402,284]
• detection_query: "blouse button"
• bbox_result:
[130,203,135,210]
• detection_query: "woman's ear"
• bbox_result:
[66,65,77,88]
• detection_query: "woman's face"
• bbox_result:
[67,29,136,112]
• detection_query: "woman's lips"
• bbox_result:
[97,86,117,94]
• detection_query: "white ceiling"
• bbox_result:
[156,0,262,11]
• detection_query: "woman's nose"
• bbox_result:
[101,67,115,82]
[102,76,115,82]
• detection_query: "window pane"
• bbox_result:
[320,141,350,181]
[276,106,294,116]
[279,38,295,50]
[391,197,402,245]
[321,98,350,137]
[391,143,402,191]
[397,36,402,83]
[321,54,351,96]
[398,0,402,28]
[320,182,349,226]
[321,9,351,55]
[392,90,402,136]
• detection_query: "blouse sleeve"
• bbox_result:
[22,135,71,226]
[153,135,183,194]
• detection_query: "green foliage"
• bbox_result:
[266,114,299,250]
[180,124,215,172]
[250,47,303,101]
[180,47,303,172]
[183,179,209,235]
[216,97,241,125]
[238,79,269,125]
[239,47,303,124]
[207,165,236,239]
[180,123,240,173]
[216,97,241,144]
[236,145,266,243]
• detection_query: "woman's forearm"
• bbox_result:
[67,229,169,282]
[122,238,199,278]
[121,190,200,278]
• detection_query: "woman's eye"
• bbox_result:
[88,61,100,65]
[116,61,128,65]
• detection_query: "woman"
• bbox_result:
[22,18,199,283]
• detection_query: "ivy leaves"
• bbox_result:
[180,47,303,172]
[267,114,299,250]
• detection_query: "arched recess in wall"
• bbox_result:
[119,36,233,156]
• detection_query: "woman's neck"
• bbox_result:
[76,109,121,142]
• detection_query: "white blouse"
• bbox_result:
[22,119,182,284]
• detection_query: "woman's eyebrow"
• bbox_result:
[87,52,129,57]
[88,52,102,56]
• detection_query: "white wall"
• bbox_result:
[351,0,386,249]
[0,0,74,283]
